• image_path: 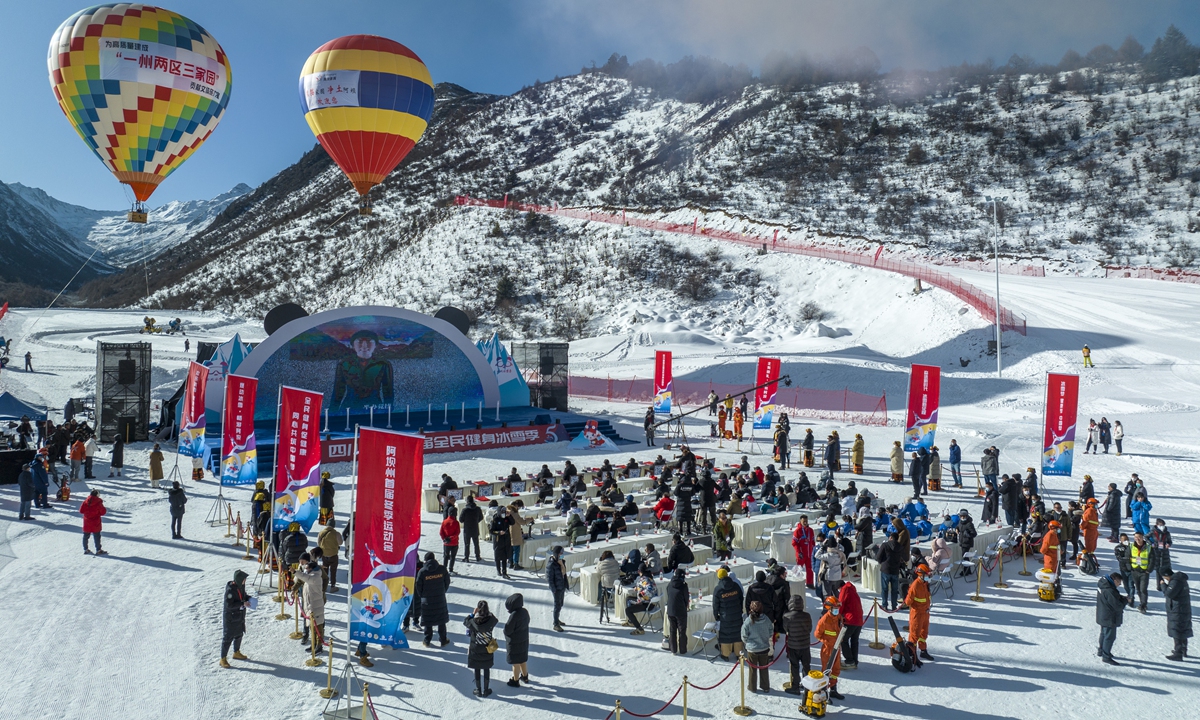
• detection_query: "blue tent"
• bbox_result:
[0,392,45,422]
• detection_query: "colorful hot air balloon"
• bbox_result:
[47,4,232,223]
[299,35,433,214]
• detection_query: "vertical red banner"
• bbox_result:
[903,364,941,451]
[0,301,9,320]
[220,374,258,485]
[178,360,209,458]
[1042,373,1080,477]
[653,350,673,413]
[350,428,424,648]
[753,357,781,429]
[273,386,323,531]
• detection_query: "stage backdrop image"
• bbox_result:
[231,307,505,422]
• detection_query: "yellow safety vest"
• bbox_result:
[1130,544,1150,571]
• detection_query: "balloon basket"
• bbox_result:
[127,211,148,224]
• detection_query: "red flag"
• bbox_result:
[273,386,323,531]
[178,361,208,458]
[220,374,258,485]
[350,428,424,648]
[903,364,941,451]
[0,301,9,320]
[1042,373,1080,477]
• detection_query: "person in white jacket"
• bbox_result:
[1113,421,1125,456]
[929,534,952,573]
[294,561,326,654]
[83,435,98,480]
[817,539,846,598]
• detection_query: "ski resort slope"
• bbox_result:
[0,268,1199,719]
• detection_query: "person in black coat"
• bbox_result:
[909,451,928,498]
[503,593,531,685]
[109,435,124,477]
[1102,484,1123,541]
[765,563,792,635]
[416,552,451,646]
[665,568,690,655]
[665,534,695,573]
[280,523,308,567]
[464,600,499,697]
[745,571,778,625]
[782,595,812,693]
[319,474,335,523]
[17,463,35,520]
[1096,572,1127,665]
[713,569,745,660]
[220,569,251,666]
[999,475,1022,526]
[168,480,187,539]
[459,496,483,562]
[1160,570,1193,661]
[490,505,513,578]
[547,545,569,632]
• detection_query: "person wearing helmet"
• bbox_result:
[906,564,934,662]
[803,428,815,467]
[1080,498,1101,560]
[1082,344,1093,368]
[1042,520,1062,599]
[318,471,335,526]
[815,596,846,701]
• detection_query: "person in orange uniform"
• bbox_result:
[1041,520,1061,572]
[815,596,846,701]
[1079,499,1101,562]
[718,407,728,438]
[732,407,744,441]
[905,564,934,661]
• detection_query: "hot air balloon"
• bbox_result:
[47,4,232,223]
[299,35,434,215]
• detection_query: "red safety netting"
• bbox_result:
[455,196,1028,335]
[1104,266,1200,284]
[569,376,888,427]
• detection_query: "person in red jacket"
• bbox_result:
[837,582,865,669]
[440,508,461,573]
[791,516,816,587]
[653,495,676,530]
[80,489,108,555]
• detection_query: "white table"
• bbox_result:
[578,545,720,604]
[731,511,804,550]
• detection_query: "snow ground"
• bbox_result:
[1,268,1200,719]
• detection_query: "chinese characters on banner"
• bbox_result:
[98,39,226,100]
[653,350,673,414]
[273,387,323,532]
[178,361,208,458]
[753,357,781,429]
[299,70,362,110]
[220,375,258,486]
[1042,373,1080,477]
[321,423,566,463]
[903,364,941,452]
[350,428,423,649]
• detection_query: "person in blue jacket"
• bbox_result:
[873,508,892,532]
[31,451,51,508]
[948,439,963,488]
[1131,492,1153,536]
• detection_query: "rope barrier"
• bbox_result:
[687,661,739,691]
[743,644,787,670]
[616,684,683,718]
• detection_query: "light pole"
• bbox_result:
[984,195,1007,378]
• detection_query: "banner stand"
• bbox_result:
[321,660,365,719]
[746,425,764,456]
[204,486,227,527]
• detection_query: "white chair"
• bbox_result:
[691,621,718,660]
[929,570,955,599]
[756,523,776,551]
[568,561,585,593]
[634,595,662,633]
[529,547,550,576]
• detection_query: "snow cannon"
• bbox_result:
[800,670,829,717]
[1035,568,1058,602]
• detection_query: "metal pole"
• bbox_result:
[970,557,985,602]
[1019,542,1032,576]
[305,616,323,666]
[992,197,1003,379]
[682,676,688,720]
[443,403,448,425]
[995,544,1009,589]
[369,406,373,428]
[868,599,885,649]
[406,405,410,428]
[733,653,752,715]
[346,425,360,675]
[387,406,392,429]
[495,400,500,422]
[461,402,465,424]
[323,408,329,433]
[320,632,338,698]
[345,408,350,431]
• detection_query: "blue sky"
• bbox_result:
[2,0,1196,210]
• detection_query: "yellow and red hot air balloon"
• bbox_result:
[299,35,433,214]
[47,4,232,223]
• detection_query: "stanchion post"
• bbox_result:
[868,598,885,649]
[971,557,985,602]
[614,699,622,720]
[305,617,323,666]
[225,503,234,537]
[682,676,688,720]
[732,652,752,716]
[1019,541,1032,576]
[362,683,370,720]
[995,545,1009,589]
[275,568,291,620]
[290,600,304,638]
[320,632,338,698]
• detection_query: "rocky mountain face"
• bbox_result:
[73,54,1200,340]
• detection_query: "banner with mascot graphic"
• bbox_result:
[350,428,423,648]
[178,361,208,458]
[220,374,258,485]
[653,350,673,414]
[1041,373,1080,477]
[903,364,941,452]
[753,357,781,430]
[272,386,323,532]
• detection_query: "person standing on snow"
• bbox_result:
[1079,498,1100,562]
[1082,344,1093,368]
[503,593,531,686]
[23,351,32,372]
[1130,492,1153,536]
[803,428,815,467]
[317,519,342,592]
[1098,417,1112,453]
[980,447,999,492]
[17,462,35,520]
[168,480,187,539]
[741,600,774,693]
[459,495,483,563]
[1129,533,1156,614]
[219,569,252,668]
[815,596,846,701]
[1096,572,1126,665]
[1101,483,1123,542]
[1085,420,1100,455]
[907,564,934,661]
[837,582,864,669]
[83,433,97,479]
[547,546,568,633]
[948,439,963,487]
[1113,421,1125,455]
[109,434,124,477]
[80,489,108,555]
[708,391,719,416]
[30,451,50,509]
[416,551,452,647]
[1151,519,1173,588]
[1160,569,1192,662]
[782,595,812,694]
[644,407,656,446]
[148,443,164,488]
[440,507,461,574]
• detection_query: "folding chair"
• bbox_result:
[691,621,719,660]
[568,561,585,593]
[634,595,662,633]
[755,523,776,551]
[529,547,550,576]
[929,570,955,599]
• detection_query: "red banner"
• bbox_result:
[903,364,941,451]
[273,386,323,531]
[178,361,209,458]
[350,428,424,648]
[653,350,673,413]
[753,357,781,429]
[322,422,568,463]
[1042,373,1080,477]
[0,301,8,320]
[220,374,258,485]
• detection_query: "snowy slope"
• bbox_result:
[0,181,110,288]
[5,181,251,268]
[1,264,1199,719]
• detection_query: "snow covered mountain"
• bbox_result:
[0,181,111,290]
[81,49,1200,337]
[5,181,251,268]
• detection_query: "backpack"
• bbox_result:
[1079,553,1099,576]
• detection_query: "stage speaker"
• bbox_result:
[116,416,136,443]
[264,303,309,336]
[434,306,471,335]
[117,359,136,385]
[540,355,555,376]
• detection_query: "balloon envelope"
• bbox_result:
[299,35,433,196]
[47,3,232,202]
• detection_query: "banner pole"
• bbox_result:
[443,403,448,425]
[269,387,281,595]
[406,405,410,428]
[478,402,482,424]
[461,402,465,424]
[346,425,360,675]
[387,406,392,430]
[495,400,500,422]
[345,408,350,431]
